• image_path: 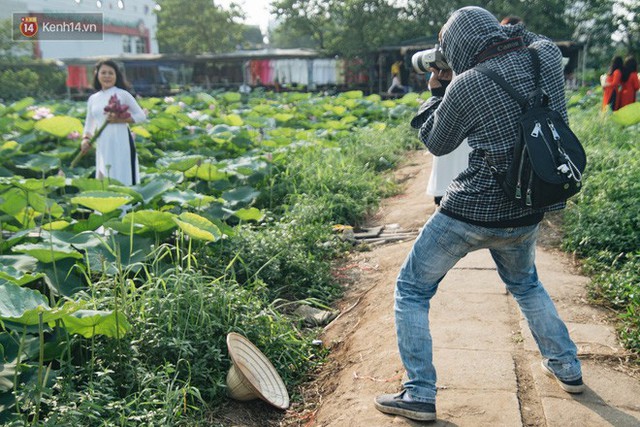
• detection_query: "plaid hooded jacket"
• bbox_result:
[417,7,568,224]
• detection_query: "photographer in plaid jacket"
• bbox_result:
[374,7,584,422]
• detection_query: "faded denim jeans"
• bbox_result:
[395,211,581,404]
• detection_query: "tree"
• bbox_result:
[155,0,246,54]
[0,19,31,59]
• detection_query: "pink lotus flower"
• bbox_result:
[67,131,81,140]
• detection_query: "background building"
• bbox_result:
[2,0,159,59]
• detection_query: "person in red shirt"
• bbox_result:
[602,56,623,111]
[618,56,639,109]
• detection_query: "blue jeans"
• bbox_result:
[395,211,581,404]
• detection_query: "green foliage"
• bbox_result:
[156,0,246,54]
[563,105,640,354]
[0,90,420,423]
[0,65,66,101]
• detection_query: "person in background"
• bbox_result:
[388,74,407,95]
[81,60,146,186]
[601,56,623,111]
[618,56,639,108]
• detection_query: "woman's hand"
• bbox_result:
[106,112,132,124]
[80,137,91,154]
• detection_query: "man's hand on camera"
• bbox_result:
[428,67,453,90]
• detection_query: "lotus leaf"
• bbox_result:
[0,188,27,216]
[130,125,151,138]
[13,154,61,173]
[341,90,363,99]
[162,189,219,208]
[174,212,222,241]
[34,116,83,138]
[156,154,203,172]
[133,179,176,204]
[233,207,264,222]
[0,282,48,321]
[274,113,295,122]
[612,102,640,126]
[122,210,176,232]
[222,186,260,207]
[2,141,18,150]
[185,163,227,181]
[41,220,70,231]
[12,242,83,263]
[222,92,241,103]
[223,114,244,126]
[70,191,134,213]
[61,309,131,338]
[0,255,41,286]
[149,116,179,131]
[196,92,216,103]
[9,97,35,112]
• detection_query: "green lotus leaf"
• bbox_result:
[41,220,71,231]
[341,90,364,99]
[130,125,151,138]
[233,207,264,222]
[70,191,134,213]
[274,113,294,122]
[149,116,179,131]
[174,212,222,242]
[9,97,35,112]
[61,309,131,338]
[12,242,83,263]
[0,255,41,286]
[133,179,176,204]
[0,188,27,216]
[223,114,244,126]
[122,210,176,232]
[332,106,347,115]
[196,92,216,103]
[34,116,83,138]
[185,163,227,181]
[0,282,48,321]
[157,154,203,172]
[222,186,260,207]
[27,192,63,217]
[162,190,219,208]
[222,92,241,103]
[13,154,60,173]
[381,100,396,108]
[340,115,358,124]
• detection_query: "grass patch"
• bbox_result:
[563,105,640,354]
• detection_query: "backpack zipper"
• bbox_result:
[516,145,528,200]
[525,168,534,206]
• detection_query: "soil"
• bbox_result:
[216,150,638,427]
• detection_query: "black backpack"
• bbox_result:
[475,48,586,209]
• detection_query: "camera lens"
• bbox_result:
[411,51,430,74]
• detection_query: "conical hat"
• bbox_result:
[226,332,290,409]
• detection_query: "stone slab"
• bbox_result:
[433,348,516,392]
[520,320,624,356]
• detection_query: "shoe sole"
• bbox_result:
[374,398,437,421]
[541,361,585,394]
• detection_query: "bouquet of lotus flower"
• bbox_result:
[70,95,132,168]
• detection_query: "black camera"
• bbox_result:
[411,45,450,73]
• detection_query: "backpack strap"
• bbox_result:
[475,47,545,110]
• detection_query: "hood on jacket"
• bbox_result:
[440,7,526,74]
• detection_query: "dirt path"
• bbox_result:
[279,151,640,427]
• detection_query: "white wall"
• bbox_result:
[2,0,159,59]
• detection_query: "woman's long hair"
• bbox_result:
[92,60,131,91]
[621,56,638,82]
[608,56,623,76]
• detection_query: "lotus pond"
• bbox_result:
[0,89,421,424]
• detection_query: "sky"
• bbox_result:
[221,0,274,33]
